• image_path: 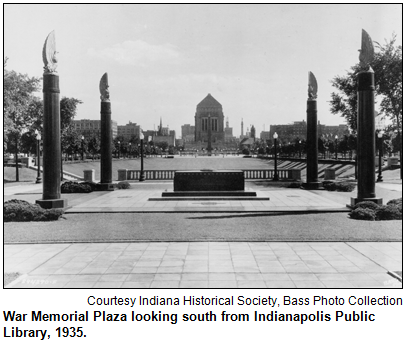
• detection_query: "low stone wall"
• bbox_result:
[118,169,301,181]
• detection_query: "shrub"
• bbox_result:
[335,182,356,192]
[348,207,376,221]
[4,199,63,222]
[323,181,356,192]
[117,181,131,189]
[387,198,402,213]
[79,181,105,191]
[375,205,402,221]
[61,181,92,193]
[323,182,337,191]
[288,182,302,188]
[354,201,380,211]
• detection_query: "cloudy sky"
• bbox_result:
[4,4,401,138]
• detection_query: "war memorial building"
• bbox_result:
[183,94,238,151]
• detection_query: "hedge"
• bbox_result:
[349,199,402,221]
[4,199,63,222]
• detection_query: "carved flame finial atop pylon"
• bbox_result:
[308,71,318,100]
[42,31,58,75]
[99,73,110,102]
[359,29,374,71]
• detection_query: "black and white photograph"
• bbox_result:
[4,4,402,292]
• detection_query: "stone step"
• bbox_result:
[150,196,270,201]
[162,191,258,197]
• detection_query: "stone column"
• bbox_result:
[303,72,323,190]
[36,31,67,209]
[99,73,114,191]
[350,70,382,204]
[350,29,382,205]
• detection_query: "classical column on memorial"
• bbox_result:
[36,31,67,209]
[303,71,323,190]
[99,73,115,191]
[350,29,382,205]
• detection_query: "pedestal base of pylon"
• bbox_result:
[36,198,67,209]
[348,196,383,207]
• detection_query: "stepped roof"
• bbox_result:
[197,94,222,108]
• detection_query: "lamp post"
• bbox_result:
[273,132,279,181]
[139,132,145,181]
[298,140,302,159]
[81,135,85,161]
[129,142,132,158]
[335,134,339,159]
[35,130,42,184]
[118,141,121,159]
[377,131,383,182]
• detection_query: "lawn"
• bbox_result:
[4,167,39,183]
[62,156,276,181]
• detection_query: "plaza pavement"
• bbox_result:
[4,168,402,289]
[4,242,402,288]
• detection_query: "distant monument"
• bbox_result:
[194,94,225,144]
[36,31,67,209]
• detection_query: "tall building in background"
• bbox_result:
[117,121,140,140]
[72,119,118,138]
[224,117,234,142]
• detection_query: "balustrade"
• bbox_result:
[119,169,301,181]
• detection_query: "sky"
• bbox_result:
[4,4,402,138]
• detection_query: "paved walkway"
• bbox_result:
[4,171,402,289]
[5,242,402,288]
[5,180,401,213]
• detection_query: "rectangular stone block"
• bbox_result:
[324,168,336,180]
[83,169,95,182]
[174,170,244,191]
[118,169,128,181]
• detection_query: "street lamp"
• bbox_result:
[81,135,85,161]
[129,142,132,158]
[35,130,42,184]
[298,140,302,159]
[273,132,279,181]
[139,132,145,181]
[335,135,338,160]
[118,141,121,159]
[377,131,383,182]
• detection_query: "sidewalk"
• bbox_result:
[5,241,402,288]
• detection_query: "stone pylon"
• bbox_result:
[303,71,323,190]
[36,31,67,209]
[350,30,382,205]
[99,73,115,191]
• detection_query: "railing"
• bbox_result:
[118,169,301,181]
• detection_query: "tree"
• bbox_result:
[330,34,402,133]
[60,97,83,132]
[330,34,402,175]
[4,59,41,180]
[87,135,101,159]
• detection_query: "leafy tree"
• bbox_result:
[330,34,402,133]
[61,127,82,160]
[4,59,41,180]
[87,135,100,159]
[60,97,83,132]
